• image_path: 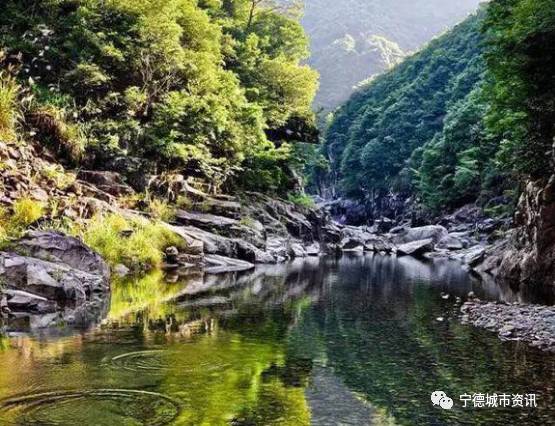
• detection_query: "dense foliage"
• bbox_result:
[0,0,318,194]
[482,0,555,179]
[322,0,555,215]
[323,12,488,206]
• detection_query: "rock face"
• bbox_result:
[493,177,555,290]
[0,232,110,329]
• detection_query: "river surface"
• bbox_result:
[0,254,554,425]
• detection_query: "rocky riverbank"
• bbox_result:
[1,139,554,353]
[461,300,555,353]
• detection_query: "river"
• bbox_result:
[0,254,554,425]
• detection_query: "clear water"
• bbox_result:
[0,254,554,425]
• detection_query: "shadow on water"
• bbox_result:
[0,254,554,425]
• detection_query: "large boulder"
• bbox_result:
[15,231,110,279]
[391,225,448,245]
[0,233,110,330]
[77,170,135,197]
[396,238,434,257]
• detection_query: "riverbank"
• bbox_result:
[1,139,554,352]
[461,300,555,353]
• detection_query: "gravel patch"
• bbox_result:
[461,300,555,353]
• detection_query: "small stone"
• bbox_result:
[165,246,179,264]
[113,264,130,277]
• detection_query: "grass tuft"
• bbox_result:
[81,213,184,270]
[0,72,20,142]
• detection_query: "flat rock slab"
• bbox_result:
[461,301,555,353]
[175,210,238,229]
[204,254,254,274]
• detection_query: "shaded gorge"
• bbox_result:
[0,255,554,425]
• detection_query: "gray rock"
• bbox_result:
[437,233,465,250]
[396,238,434,256]
[15,231,110,279]
[340,238,364,251]
[77,170,135,197]
[5,290,56,314]
[204,255,254,274]
[290,243,308,258]
[174,210,238,230]
[1,232,110,331]
[392,225,448,245]
[306,243,321,256]
[463,245,486,267]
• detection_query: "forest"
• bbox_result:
[1,1,555,425]
[321,0,555,217]
[0,0,318,196]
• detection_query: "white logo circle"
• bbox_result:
[431,391,453,410]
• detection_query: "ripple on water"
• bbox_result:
[0,389,180,426]
[108,349,232,375]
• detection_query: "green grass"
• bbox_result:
[81,213,184,271]
[0,72,20,142]
[147,198,176,222]
[0,198,45,248]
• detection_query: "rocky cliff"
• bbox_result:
[482,175,555,293]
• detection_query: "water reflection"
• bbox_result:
[0,255,554,425]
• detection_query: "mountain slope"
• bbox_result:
[301,0,483,110]
[323,11,488,210]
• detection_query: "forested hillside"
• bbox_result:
[322,0,555,221]
[0,0,318,195]
[322,11,497,213]
[301,0,482,110]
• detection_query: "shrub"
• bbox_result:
[81,213,183,270]
[287,193,315,209]
[40,164,76,190]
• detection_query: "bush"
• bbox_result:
[81,213,184,270]
[11,198,45,227]
[287,193,315,209]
